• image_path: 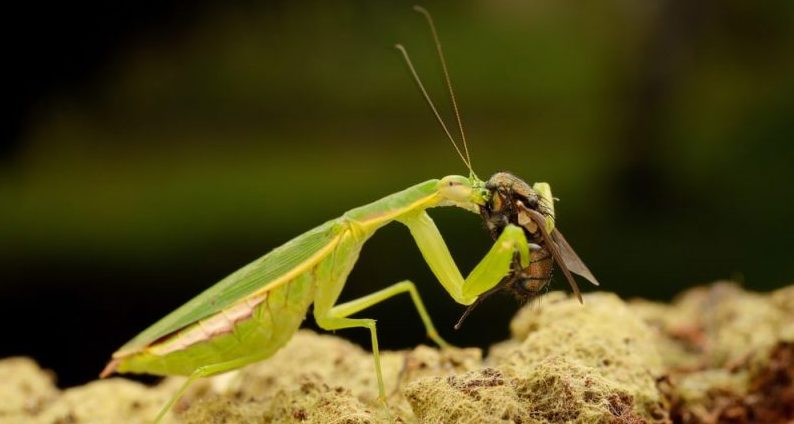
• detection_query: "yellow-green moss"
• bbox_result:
[2,283,793,423]
[0,357,59,422]
[180,374,376,424]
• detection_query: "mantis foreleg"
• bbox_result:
[399,210,529,304]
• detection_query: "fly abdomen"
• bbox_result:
[508,244,553,302]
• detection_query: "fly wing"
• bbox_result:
[525,209,584,303]
[550,228,600,287]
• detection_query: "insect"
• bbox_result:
[100,7,599,422]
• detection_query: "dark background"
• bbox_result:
[3,0,793,388]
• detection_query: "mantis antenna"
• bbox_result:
[413,6,473,173]
[395,7,476,177]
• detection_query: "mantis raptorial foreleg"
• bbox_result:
[399,211,529,305]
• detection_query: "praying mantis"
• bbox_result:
[100,6,599,422]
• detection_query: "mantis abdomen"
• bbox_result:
[112,257,323,377]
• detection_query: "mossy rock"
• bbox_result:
[2,283,793,423]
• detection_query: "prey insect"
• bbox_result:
[101,6,599,422]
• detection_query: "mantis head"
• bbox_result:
[437,175,488,214]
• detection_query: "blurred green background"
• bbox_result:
[3,0,793,387]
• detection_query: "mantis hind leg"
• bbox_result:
[314,280,447,403]
[152,353,267,424]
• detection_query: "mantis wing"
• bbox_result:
[116,220,341,356]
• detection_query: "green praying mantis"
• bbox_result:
[100,7,600,422]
